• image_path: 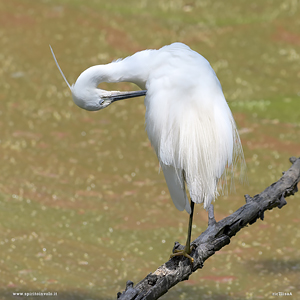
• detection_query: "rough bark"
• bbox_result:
[117,157,300,300]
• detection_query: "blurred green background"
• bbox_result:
[0,0,299,299]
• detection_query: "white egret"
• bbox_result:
[50,43,244,263]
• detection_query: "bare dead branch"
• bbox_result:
[117,157,300,300]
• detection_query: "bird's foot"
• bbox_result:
[170,245,195,264]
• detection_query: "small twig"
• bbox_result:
[117,157,300,300]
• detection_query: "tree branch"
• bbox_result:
[117,157,300,300]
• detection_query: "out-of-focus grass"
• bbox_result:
[0,0,299,299]
[232,96,300,125]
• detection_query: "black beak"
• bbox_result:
[102,90,147,103]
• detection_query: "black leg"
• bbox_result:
[170,199,195,263]
[184,199,195,253]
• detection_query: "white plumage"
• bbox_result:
[51,42,245,261]
[143,43,243,213]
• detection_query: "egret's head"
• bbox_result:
[71,85,113,111]
[50,45,146,112]
[71,83,146,111]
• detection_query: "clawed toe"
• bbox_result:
[170,245,195,264]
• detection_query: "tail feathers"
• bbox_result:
[161,164,191,214]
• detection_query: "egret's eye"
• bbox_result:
[99,99,104,105]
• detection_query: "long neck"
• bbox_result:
[74,50,153,90]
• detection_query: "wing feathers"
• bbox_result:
[161,164,191,214]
